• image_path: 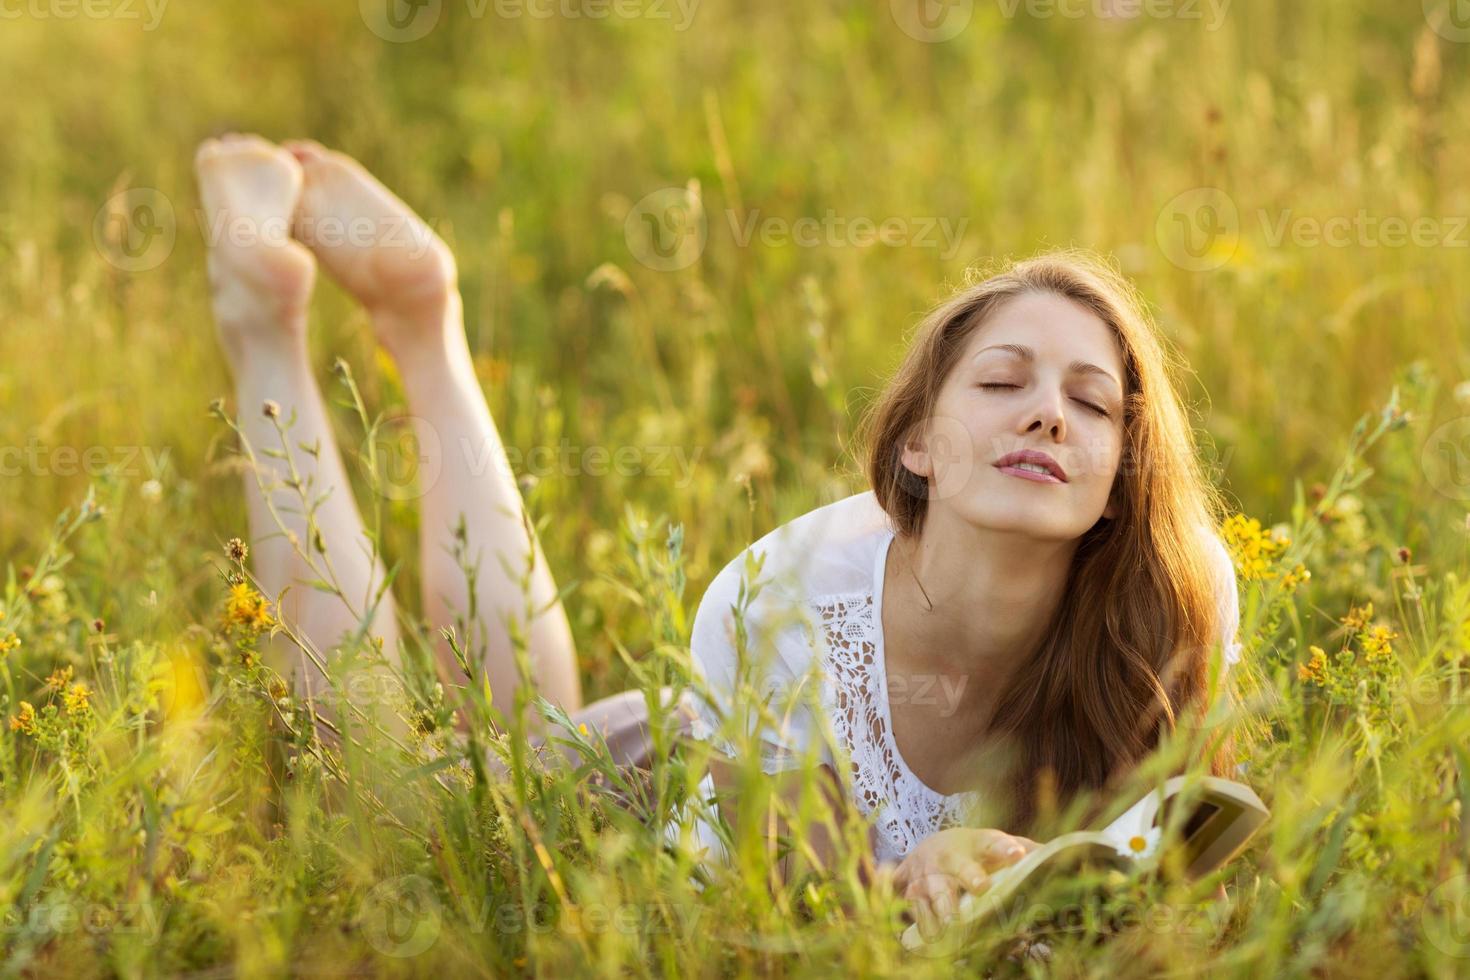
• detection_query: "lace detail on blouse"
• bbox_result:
[815,591,980,865]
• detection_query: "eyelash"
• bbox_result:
[978,383,1111,418]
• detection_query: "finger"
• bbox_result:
[953,859,989,893]
[914,869,960,900]
[975,831,1031,870]
[931,880,959,925]
[935,846,990,890]
[914,897,938,941]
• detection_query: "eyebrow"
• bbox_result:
[973,344,1122,393]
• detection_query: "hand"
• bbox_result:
[889,828,1040,942]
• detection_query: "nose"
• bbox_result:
[1021,386,1067,442]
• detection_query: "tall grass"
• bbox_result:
[1,0,1469,975]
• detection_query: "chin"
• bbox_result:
[955,498,1100,541]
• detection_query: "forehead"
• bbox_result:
[964,291,1124,377]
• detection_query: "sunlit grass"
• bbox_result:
[2,1,1470,975]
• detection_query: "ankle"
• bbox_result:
[222,327,311,378]
[373,282,459,331]
[372,291,469,371]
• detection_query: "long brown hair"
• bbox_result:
[854,248,1236,834]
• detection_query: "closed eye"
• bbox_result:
[978,383,1111,418]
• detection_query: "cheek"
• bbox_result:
[921,415,988,498]
[1071,433,1123,483]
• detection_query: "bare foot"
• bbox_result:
[283,140,458,358]
[194,134,316,363]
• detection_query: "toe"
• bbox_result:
[194,138,222,168]
[284,139,331,168]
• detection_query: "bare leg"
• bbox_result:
[283,140,584,732]
[195,134,405,739]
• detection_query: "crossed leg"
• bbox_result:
[196,134,584,742]
[196,134,404,741]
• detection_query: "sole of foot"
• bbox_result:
[283,140,459,357]
[194,133,317,360]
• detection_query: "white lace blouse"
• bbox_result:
[663,490,1244,869]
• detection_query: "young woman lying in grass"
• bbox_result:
[194,133,1243,943]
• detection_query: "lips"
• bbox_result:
[993,449,1068,482]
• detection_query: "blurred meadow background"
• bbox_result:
[3,0,1470,975]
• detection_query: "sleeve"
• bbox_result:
[1207,531,1245,674]
[686,546,833,774]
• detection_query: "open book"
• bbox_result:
[898,774,1270,954]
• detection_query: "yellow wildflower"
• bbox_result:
[1341,602,1374,633]
[1361,625,1398,664]
[225,582,275,631]
[45,665,74,692]
[1298,645,1330,685]
[9,701,36,734]
[64,683,91,715]
[0,633,19,655]
[1280,563,1312,592]
[578,722,590,737]
[1221,513,1291,581]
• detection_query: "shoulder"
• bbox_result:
[1199,522,1239,602]
[699,490,893,609]
[1197,520,1244,667]
[690,491,892,657]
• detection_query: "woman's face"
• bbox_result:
[901,290,1128,542]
